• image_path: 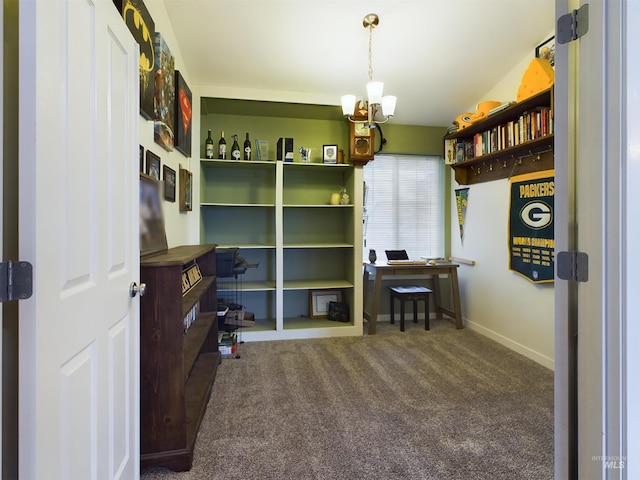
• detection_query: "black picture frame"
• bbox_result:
[535,36,555,67]
[323,144,338,164]
[163,165,176,202]
[139,145,145,172]
[328,302,350,322]
[145,150,161,180]
[174,70,192,157]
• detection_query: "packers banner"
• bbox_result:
[509,170,555,283]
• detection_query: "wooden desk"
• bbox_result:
[363,262,463,334]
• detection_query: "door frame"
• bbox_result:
[555,0,639,478]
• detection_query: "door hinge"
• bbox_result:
[557,3,589,44]
[0,261,34,302]
[557,251,589,282]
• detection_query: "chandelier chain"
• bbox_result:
[368,24,373,82]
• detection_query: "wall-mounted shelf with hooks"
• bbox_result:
[444,88,554,185]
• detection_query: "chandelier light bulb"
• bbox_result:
[341,13,395,125]
[381,96,397,117]
[341,95,357,116]
[366,81,384,106]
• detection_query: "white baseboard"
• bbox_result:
[464,319,555,371]
[369,314,554,370]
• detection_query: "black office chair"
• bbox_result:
[385,249,409,261]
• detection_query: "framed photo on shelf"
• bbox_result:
[328,301,349,322]
[146,150,161,180]
[179,167,192,211]
[535,36,555,66]
[323,144,338,164]
[163,165,176,202]
[309,289,343,318]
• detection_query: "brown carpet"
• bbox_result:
[141,319,554,480]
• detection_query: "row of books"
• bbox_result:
[183,300,201,334]
[446,106,553,163]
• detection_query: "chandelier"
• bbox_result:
[341,13,396,125]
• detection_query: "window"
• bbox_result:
[363,154,444,261]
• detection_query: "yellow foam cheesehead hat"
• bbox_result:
[517,57,555,102]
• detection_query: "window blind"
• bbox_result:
[363,154,444,261]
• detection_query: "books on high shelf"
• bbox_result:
[452,106,552,162]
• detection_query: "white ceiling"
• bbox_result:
[163,0,555,127]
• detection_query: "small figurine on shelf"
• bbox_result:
[339,188,350,205]
[299,147,311,162]
[369,249,377,264]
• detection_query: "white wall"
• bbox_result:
[450,50,555,369]
[141,1,195,248]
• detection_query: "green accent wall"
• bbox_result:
[200,97,452,257]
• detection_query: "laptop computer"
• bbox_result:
[385,250,409,261]
[384,249,427,265]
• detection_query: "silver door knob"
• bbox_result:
[129,282,147,298]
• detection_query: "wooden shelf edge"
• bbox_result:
[444,87,553,140]
[140,448,192,473]
[185,351,220,444]
[182,313,216,376]
[451,137,554,185]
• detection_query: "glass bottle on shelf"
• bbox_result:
[243,132,252,160]
[339,188,350,205]
[205,129,214,159]
[231,135,241,160]
[218,131,227,159]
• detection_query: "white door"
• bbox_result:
[18,1,140,479]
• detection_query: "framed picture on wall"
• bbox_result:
[174,70,192,157]
[140,173,167,257]
[139,145,145,172]
[179,167,192,212]
[115,0,156,119]
[535,36,555,66]
[153,32,175,152]
[145,150,161,180]
[163,165,176,202]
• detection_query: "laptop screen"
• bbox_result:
[385,250,409,261]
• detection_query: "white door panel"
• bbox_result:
[19,1,139,479]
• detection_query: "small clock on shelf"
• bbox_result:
[348,102,375,166]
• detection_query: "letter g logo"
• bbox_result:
[520,201,552,229]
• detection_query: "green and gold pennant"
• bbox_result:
[455,188,469,243]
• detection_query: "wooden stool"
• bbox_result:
[389,286,432,332]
